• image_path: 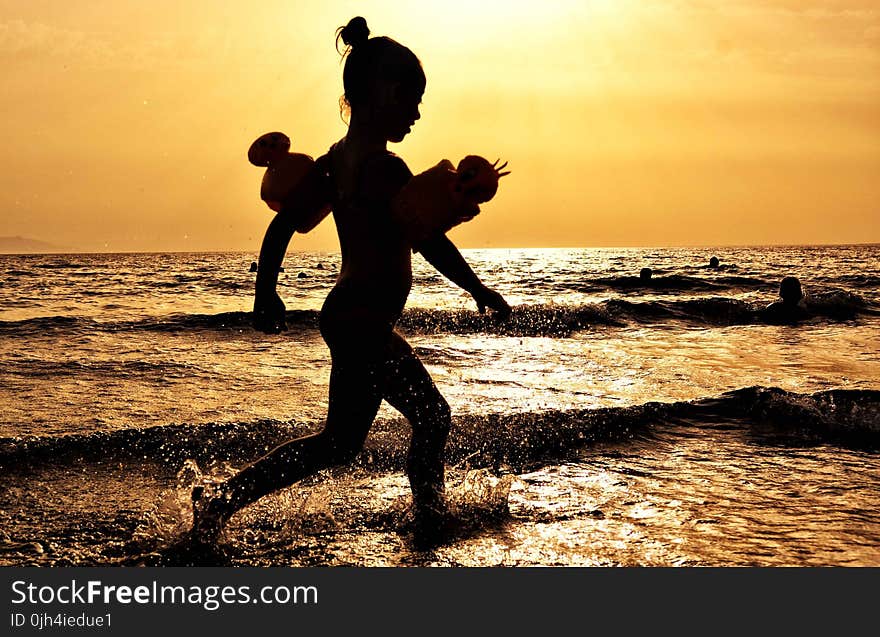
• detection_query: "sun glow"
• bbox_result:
[0,0,877,252]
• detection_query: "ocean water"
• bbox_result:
[0,245,878,566]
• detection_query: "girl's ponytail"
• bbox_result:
[337,16,370,52]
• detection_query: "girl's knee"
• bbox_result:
[318,429,367,465]
[433,395,451,429]
[413,394,451,439]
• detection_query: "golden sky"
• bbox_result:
[1,0,878,252]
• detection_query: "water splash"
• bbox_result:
[368,469,515,551]
[232,480,339,544]
[127,459,205,552]
[447,468,514,521]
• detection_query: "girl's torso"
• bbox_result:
[324,138,413,322]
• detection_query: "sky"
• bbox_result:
[0,0,878,252]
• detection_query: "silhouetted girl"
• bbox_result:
[192,16,510,544]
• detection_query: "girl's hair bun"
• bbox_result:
[340,16,370,49]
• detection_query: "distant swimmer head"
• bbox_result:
[709,256,720,268]
[336,16,425,143]
[639,267,652,281]
[779,276,804,305]
[248,132,291,167]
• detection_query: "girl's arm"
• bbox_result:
[253,210,298,334]
[418,234,511,316]
[253,154,333,333]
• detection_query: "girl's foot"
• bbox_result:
[409,497,455,550]
[191,485,232,544]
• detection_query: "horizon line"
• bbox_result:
[2,241,879,256]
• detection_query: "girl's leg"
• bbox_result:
[193,355,386,539]
[381,332,452,515]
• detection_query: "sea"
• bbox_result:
[1,245,878,566]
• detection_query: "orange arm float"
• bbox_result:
[248,132,332,234]
[392,155,509,245]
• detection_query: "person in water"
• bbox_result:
[191,17,511,544]
[760,276,810,324]
[704,255,737,271]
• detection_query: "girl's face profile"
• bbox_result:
[374,81,423,143]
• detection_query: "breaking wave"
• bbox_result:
[2,387,876,472]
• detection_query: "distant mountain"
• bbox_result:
[0,236,70,254]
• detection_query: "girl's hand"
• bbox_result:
[472,285,511,318]
[253,288,287,334]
